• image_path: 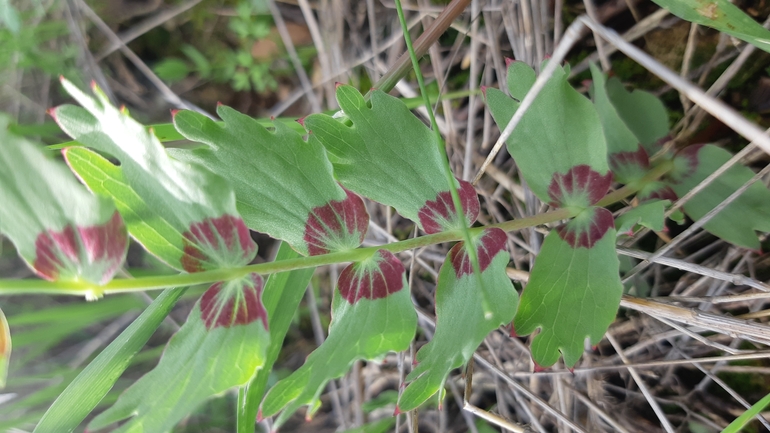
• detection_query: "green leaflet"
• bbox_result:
[604,75,669,153]
[172,106,368,256]
[34,288,186,433]
[0,115,127,285]
[238,243,315,433]
[397,228,517,412]
[651,0,770,54]
[53,79,256,272]
[484,60,610,204]
[615,200,670,234]
[64,147,185,270]
[259,250,416,429]
[514,209,622,367]
[589,64,639,155]
[589,65,653,184]
[88,274,269,433]
[667,144,770,249]
[302,85,479,234]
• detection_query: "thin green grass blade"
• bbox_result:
[651,0,770,54]
[34,287,186,433]
[236,242,315,433]
[722,392,770,433]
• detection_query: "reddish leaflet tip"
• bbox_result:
[181,214,256,272]
[544,53,552,59]
[46,107,57,121]
[533,362,547,373]
[418,179,480,234]
[509,323,518,338]
[438,401,443,411]
[58,75,65,83]
[556,207,614,248]
[394,406,403,416]
[256,409,264,422]
[297,116,306,126]
[504,57,516,67]
[335,82,344,89]
[480,85,488,97]
[568,367,575,375]
[591,345,599,352]
[338,250,405,303]
[200,273,267,329]
[547,165,612,208]
[304,188,369,256]
[216,101,224,107]
[170,109,180,118]
[270,115,275,121]
[89,80,98,90]
[608,146,650,178]
[449,228,507,277]
[33,212,127,284]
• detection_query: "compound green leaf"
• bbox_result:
[64,147,184,270]
[259,250,416,429]
[514,207,622,367]
[651,0,770,54]
[171,106,368,256]
[397,228,516,412]
[667,144,770,249]
[604,74,670,154]
[34,288,186,433]
[0,116,127,286]
[615,200,670,235]
[88,274,269,433]
[485,60,610,204]
[52,79,256,272]
[303,84,479,234]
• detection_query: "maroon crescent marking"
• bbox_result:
[181,214,256,272]
[338,250,405,304]
[304,188,369,256]
[547,165,613,208]
[418,179,480,234]
[556,207,614,248]
[200,273,267,330]
[448,228,508,278]
[33,211,127,284]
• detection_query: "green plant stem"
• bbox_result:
[0,208,573,296]
[0,161,674,296]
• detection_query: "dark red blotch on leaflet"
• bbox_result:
[338,250,405,304]
[304,188,369,256]
[449,228,507,278]
[181,215,256,272]
[33,211,126,284]
[200,273,267,330]
[418,179,480,234]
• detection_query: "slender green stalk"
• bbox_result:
[0,159,676,297]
